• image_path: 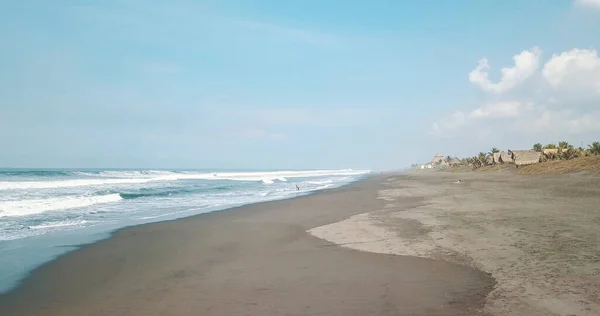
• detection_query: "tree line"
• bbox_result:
[444,141,600,169]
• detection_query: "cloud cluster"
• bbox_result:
[468,48,541,93]
[575,0,600,9]
[434,47,600,142]
[542,49,600,95]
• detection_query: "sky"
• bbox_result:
[1,0,600,170]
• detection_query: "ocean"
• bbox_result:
[0,168,370,293]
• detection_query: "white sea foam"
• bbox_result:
[0,194,123,218]
[28,219,90,230]
[0,178,153,190]
[306,180,334,185]
[313,184,336,191]
[262,178,274,184]
[0,169,370,191]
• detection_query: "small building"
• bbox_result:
[499,151,512,164]
[431,153,445,165]
[492,152,501,164]
[430,153,449,168]
[508,150,542,167]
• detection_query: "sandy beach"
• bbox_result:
[0,175,493,316]
[311,171,600,315]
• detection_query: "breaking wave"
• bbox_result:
[0,194,122,218]
[0,169,368,191]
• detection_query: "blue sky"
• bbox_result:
[1,0,600,170]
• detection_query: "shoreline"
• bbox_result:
[0,173,494,316]
[0,173,373,295]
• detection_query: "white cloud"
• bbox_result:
[542,49,600,95]
[530,108,569,132]
[432,111,467,132]
[469,47,541,93]
[435,101,600,138]
[436,46,600,140]
[531,109,600,134]
[575,0,600,9]
[432,101,532,138]
[566,112,600,133]
[468,101,532,119]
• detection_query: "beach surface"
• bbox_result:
[310,171,600,315]
[0,175,493,316]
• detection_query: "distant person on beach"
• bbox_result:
[296,184,299,191]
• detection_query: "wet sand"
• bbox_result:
[310,171,600,316]
[0,175,494,316]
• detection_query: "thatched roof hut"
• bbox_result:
[499,151,512,164]
[431,153,444,163]
[449,158,462,167]
[509,150,542,166]
[543,148,559,155]
[431,153,448,167]
[492,152,501,164]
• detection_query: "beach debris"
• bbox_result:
[452,180,462,184]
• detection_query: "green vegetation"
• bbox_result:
[416,141,600,171]
[589,142,600,155]
[450,141,600,171]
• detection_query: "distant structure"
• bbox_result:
[493,152,501,164]
[508,150,542,167]
[543,148,559,155]
[499,151,512,164]
[449,158,462,167]
[415,153,453,169]
[416,153,449,169]
[431,153,445,166]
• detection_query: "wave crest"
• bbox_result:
[0,194,122,218]
[0,169,370,191]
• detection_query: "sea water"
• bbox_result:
[0,168,370,293]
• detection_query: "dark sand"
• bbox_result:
[0,175,494,316]
[311,171,600,315]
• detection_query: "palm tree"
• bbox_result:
[533,143,542,152]
[575,147,588,157]
[561,147,578,160]
[470,156,482,169]
[544,143,557,149]
[588,142,600,155]
[558,141,573,149]
[488,147,500,155]
[478,152,488,166]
